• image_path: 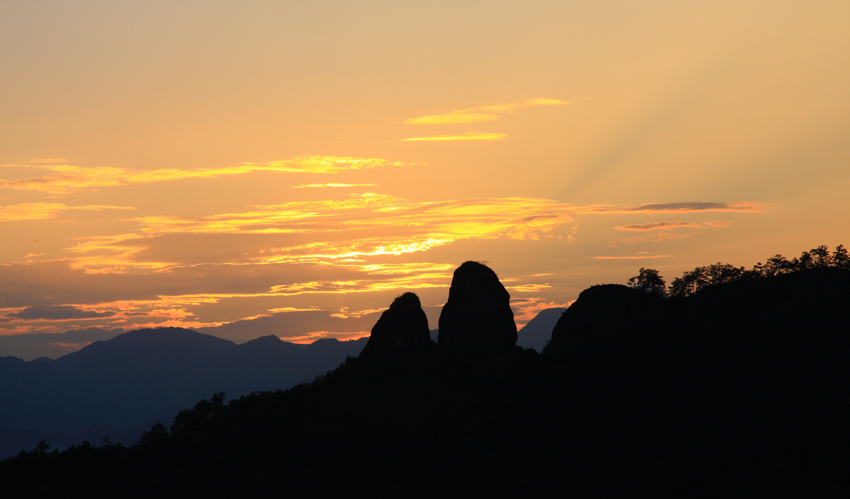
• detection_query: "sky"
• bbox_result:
[2,1,849,359]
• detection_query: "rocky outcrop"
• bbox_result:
[544,284,666,362]
[438,261,517,373]
[362,292,431,357]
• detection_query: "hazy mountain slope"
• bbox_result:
[0,329,366,457]
[516,307,565,351]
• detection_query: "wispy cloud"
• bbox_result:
[626,202,764,213]
[573,202,764,214]
[507,283,552,293]
[610,220,732,245]
[402,132,508,142]
[292,183,377,189]
[405,98,571,125]
[45,196,576,274]
[609,233,693,246]
[0,203,135,223]
[29,158,69,164]
[593,254,673,260]
[65,233,177,274]
[10,305,115,321]
[0,156,416,195]
[615,221,704,232]
[281,331,371,344]
[511,296,573,323]
[59,197,760,274]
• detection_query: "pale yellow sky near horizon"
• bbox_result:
[2,1,849,354]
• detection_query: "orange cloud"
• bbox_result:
[282,331,371,344]
[0,156,417,195]
[122,196,577,270]
[611,220,732,245]
[60,233,180,274]
[292,183,377,188]
[593,254,673,260]
[41,197,757,276]
[405,98,571,125]
[402,132,508,142]
[511,297,573,323]
[578,202,765,214]
[29,158,69,164]
[0,203,135,223]
[329,307,386,319]
[507,283,552,293]
[610,233,693,246]
[615,221,704,231]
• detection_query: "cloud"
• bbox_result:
[52,196,759,275]
[15,196,758,276]
[0,203,135,223]
[510,296,573,323]
[615,221,704,231]
[592,255,673,260]
[507,283,552,293]
[611,220,733,244]
[405,98,571,125]
[11,305,115,321]
[402,132,508,142]
[292,183,377,189]
[65,233,176,274]
[113,196,576,272]
[29,158,69,164]
[330,307,386,319]
[282,331,371,344]
[610,233,693,246]
[0,156,416,195]
[574,202,765,214]
[627,202,764,213]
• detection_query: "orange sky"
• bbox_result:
[2,1,849,357]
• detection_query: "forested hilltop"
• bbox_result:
[3,248,850,497]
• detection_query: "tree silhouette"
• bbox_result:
[833,245,849,268]
[627,268,666,295]
[135,422,169,449]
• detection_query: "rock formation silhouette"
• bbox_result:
[438,261,517,374]
[362,292,431,357]
[545,284,667,362]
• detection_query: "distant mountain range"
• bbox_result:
[0,329,366,458]
[517,307,565,351]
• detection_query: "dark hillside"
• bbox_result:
[2,266,849,497]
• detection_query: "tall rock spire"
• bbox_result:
[438,261,517,374]
[362,292,431,358]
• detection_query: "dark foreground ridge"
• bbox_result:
[2,262,850,497]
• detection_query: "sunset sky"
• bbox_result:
[2,1,849,358]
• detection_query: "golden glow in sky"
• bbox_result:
[1,1,849,358]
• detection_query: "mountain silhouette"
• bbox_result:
[516,307,565,352]
[0,328,365,458]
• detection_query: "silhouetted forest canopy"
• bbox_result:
[2,249,850,497]
[629,244,850,297]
